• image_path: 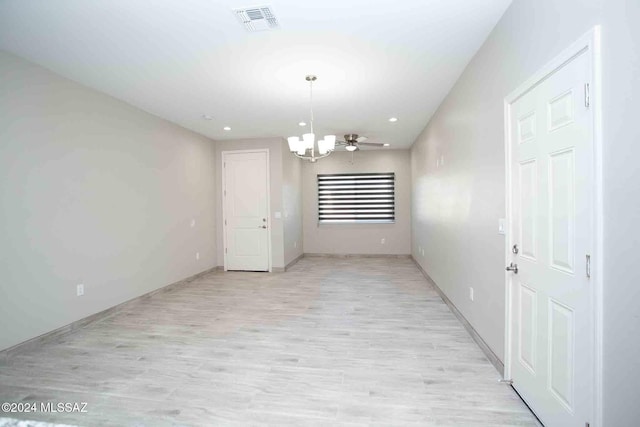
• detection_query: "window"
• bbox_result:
[317,172,395,223]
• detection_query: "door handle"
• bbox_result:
[259,225,267,229]
[505,262,518,274]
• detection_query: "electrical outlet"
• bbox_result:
[76,284,84,297]
[381,238,386,245]
[196,252,200,260]
[469,287,474,301]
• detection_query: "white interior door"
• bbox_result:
[508,50,593,426]
[223,150,270,271]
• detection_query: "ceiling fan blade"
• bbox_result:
[358,142,385,147]
[355,136,368,143]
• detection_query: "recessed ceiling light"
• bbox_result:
[388,117,398,122]
[223,126,231,131]
[202,114,213,120]
[298,122,307,126]
[383,143,390,147]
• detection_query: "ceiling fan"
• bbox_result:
[337,134,386,151]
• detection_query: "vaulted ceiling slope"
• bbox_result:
[0,0,511,148]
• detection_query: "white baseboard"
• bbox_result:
[411,257,504,376]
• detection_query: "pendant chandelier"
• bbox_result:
[287,75,336,162]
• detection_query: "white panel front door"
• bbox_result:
[223,151,270,271]
[508,50,593,426]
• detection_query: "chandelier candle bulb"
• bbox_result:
[303,133,315,149]
[318,140,327,155]
[324,135,336,150]
[287,136,300,152]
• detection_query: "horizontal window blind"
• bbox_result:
[318,172,395,223]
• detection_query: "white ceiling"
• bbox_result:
[0,0,511,149]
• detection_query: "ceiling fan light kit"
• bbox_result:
[339,133,385,152]
[287,75,336,162]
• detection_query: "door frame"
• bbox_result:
[221,149,272,272]
[503,26,603,426]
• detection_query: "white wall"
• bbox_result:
[600,1,640,424]
[214,138,285,269]
[303,150,411,255]
[0,50,217,352]
[282,141,303,266]
[410,0,640,424]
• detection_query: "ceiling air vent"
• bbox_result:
[233,5,279,32]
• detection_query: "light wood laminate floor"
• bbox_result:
[0,257,538,426]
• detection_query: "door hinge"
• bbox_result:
[584,83,590,108]
[586,254,591,278]
[224,219,227,226]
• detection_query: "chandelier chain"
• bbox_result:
[309,78,314,135]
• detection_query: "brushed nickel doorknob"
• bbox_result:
[505,262,518,274]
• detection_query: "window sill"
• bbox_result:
[318,220,395,226]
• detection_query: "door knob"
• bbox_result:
[505,262,518,274]
[259,225,267,229]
